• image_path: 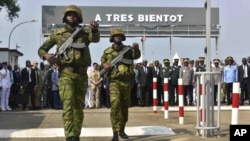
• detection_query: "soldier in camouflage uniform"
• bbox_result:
[196,57,206,72]
[40,63,50,108]
[38,5,100,141]
[160,59,174,105]
[194,57,206,105]
[172,58,180,105]
[211,59,222,105]
[101,28,141,141]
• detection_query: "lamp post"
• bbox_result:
[141,35,146,61]
[205,0,211,72]
[8,19,37,65]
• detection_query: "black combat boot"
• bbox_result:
[112,132,119,141]
[66,137,72,141]
[66,136,79,141]
[71,137,79,141]
[119,130,128,139]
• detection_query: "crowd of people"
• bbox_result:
[0,60,62,111]
[0,55,250,112]
[131,56,250,107]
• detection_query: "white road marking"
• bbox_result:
[0,126,175,138]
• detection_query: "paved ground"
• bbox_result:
[0,105,250,141]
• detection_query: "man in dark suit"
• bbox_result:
[138,60,153,106]
[46,67,54,108]
[130,63,139,107]
[20,60,36,111]
[10,64,20,109]
[152,60,163,106]
[102,76,110,108]
[238,57,250,105]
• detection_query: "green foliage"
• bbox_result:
[0,0,20,22]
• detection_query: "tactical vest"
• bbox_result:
[102,44,134,80]
[54,27,92,67]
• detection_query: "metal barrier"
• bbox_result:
[194,71,221,138]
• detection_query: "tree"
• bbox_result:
[0,0,20,22]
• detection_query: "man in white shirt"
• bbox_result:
[0,62,13,111]
[85,66,93,108]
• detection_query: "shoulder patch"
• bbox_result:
[54,27,67,35]
[104,47,113,54]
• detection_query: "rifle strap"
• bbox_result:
[70,26,86,49]
[117,46,133,64]
[71,42,86,49]
[121,58,133,64]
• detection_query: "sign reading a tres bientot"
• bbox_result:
[42,6,219,34]
[94,13,184,23]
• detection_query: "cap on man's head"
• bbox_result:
[189,60,194,64]
[199,57,205,61]
[173,59,179,63]
[163,59,169,63]
[183,58,189,63]
[226,56,234,61]
[213,59,220,63]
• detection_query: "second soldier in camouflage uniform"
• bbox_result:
[38,5,100,141]
[101,28,141,141]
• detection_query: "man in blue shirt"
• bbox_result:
[223,56,238,105]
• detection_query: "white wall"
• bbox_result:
[0,52,8,62]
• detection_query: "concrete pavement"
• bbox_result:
[0,105,250,141]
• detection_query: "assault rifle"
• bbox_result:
[100,46,131,76]
[55,25,85,60]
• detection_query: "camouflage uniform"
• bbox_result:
[196,57,206,72]
[160,59,174,105]
[171,59,180,105]
[38,5,100,140]
[100,28,141,140]
[40,64,49,108]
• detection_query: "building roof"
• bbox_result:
[0,48,23,56]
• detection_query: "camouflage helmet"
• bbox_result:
[62,5,83,23]
[110,28,126,42]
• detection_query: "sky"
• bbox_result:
[0,0,250,67]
